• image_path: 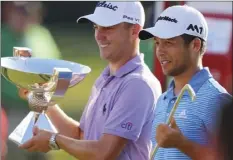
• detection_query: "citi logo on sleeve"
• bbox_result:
[186,24,203,34]
[121,122,133,130]
[96,1,118,11]
[156,16,178,23]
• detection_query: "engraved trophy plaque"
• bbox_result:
[1,47,91,145]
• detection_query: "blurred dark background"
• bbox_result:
[42,1,154,26]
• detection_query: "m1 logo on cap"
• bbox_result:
[187,24,203,34]
[96,1,118,11]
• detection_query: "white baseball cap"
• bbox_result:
[139,5,208,41]
[76,1,145,27]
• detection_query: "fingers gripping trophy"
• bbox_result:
[1,47,91,145]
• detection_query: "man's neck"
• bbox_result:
[109,48,139,75]
[173,65,202,96]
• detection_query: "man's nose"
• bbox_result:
[95,28,106,41]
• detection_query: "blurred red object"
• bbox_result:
[1,107,8,160]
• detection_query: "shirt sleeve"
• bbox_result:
[79,105,87,132]
[103,78,155,141]
[79,85,98,132]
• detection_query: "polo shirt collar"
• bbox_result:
[102,53,145,78]
[164,67,213,100]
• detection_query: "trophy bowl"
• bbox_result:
[1,47,91,145]
[1,56,91,89]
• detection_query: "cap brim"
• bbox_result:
[139,22,184,40]
[139,27,155,40]
[76,14,122,27]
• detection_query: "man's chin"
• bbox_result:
[163,70,175,77]
[99,52,109,61]
[162,69,170,76]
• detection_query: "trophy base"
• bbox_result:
[9,111,58,145]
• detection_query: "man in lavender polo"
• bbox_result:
[19,2,162,160]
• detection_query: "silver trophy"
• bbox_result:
[1,47,91,145]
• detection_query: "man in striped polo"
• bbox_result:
[139,5,232,160]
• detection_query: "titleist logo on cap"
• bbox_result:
[156,16,178,23]
[96,1,118,11]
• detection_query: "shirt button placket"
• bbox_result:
[166,98,176,118]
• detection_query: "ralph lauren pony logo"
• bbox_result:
[102,104,107,115]
[96,1,118,11]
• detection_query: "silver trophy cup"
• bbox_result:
[1,47,91,145]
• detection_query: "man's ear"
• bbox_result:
[132,24,142,39]
[190,38,202,53]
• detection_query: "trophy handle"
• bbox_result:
[48,67,72,103]
[13,47,32,90]
[13,47,32,57]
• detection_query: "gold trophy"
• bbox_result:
[1,47,91,145]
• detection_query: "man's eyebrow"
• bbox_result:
[166,37,177,41]
[154,37,177,41]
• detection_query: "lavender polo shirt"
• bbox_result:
[79,53,162,160]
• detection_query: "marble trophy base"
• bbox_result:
[9,111,58,145]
